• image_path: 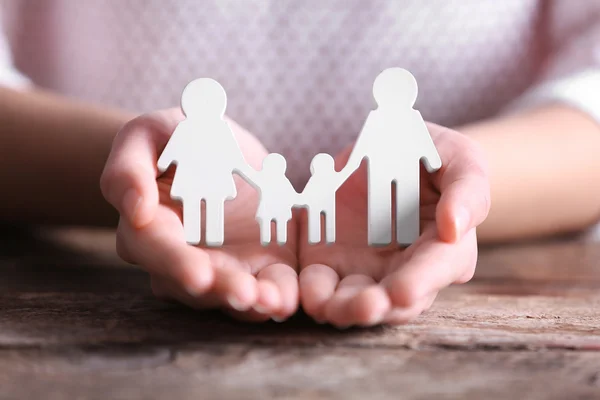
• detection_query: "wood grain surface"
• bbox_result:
[1,226,599,399]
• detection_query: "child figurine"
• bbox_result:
[241,153,299,246]
[300,153,347,244]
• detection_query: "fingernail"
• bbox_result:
[454,206,470,240]
[227,294,249,311]
[272,316,287,323]
[122,188,142,224]
[186,281,208,297]
[366,313,384,326]
[253,304,269,314]
[185,272,212,297]
[186,285,201,297]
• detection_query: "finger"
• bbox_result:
[323,274,378,328]
[422,292,438,312]
[428,124,491,242]
[124,208,259,312]
[116,218,136,264]
[299,264,340,323]
[159,269,259,314]
[182,264,264,321]
[211,262,259,312]
[381,228,477,308]
[345,285,391,327]
[150,255,260,316]
[382,292,437,325]
[100,114,174,228]
[253,280,281,315]
[255,263,299,321]
[150,275,215,309]
[118,207,214,295]
[456,267,477,285]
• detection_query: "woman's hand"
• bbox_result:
[100,109,299,322]
[298,123,490,327]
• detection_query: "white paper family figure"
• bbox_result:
[157,78,248,246]
[157,68,441,247]
[241,153,299,246]
[300,153,346,244]
[342,68,442,245]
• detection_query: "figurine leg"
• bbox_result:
[259,219,271,246]
[395,174,419,246]
[183,199,201,245]
[205,199,225,246]
[276,220,288,245]
[307,209,321,244]
[324,206,336,244]
[368,174,392,246]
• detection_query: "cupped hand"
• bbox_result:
[100,109,298,322]
[298,123,490,327]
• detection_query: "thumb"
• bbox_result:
[435,140,490,243]
[100,118,164,228]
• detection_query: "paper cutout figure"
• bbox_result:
[300,153,346,244]
[157,78,249,246]
[160,67,441,248]
[342,67,442,245]
[240,153,299,245]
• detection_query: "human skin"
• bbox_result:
[2,87,598,241]
[457,104,600,243]
[2,85,600,324]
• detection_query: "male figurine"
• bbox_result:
[341,68,442,245]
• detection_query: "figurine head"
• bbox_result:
[372,67,418,108]
[262,153,287,173]
[310,153,335,175]
[181,78,227,118]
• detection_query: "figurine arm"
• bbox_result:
[157,125,182,172]
[288,181,302,205]
[416,112,442,172]
[333,171,350,190]
[220,122,261,185]
[339,114,373,181]
[230,145,261,187]
[234,161,260,186]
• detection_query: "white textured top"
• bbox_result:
[2,0,600,188]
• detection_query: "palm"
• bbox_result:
[300,143,430,266]
[107,110,486,327]
[152,166,297,320]
[298,140,479,327]
[111,112,299,322]
[158,170,295,264]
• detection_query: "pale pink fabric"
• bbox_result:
[1,0,600,188]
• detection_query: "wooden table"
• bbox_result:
[1,226,600,399]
